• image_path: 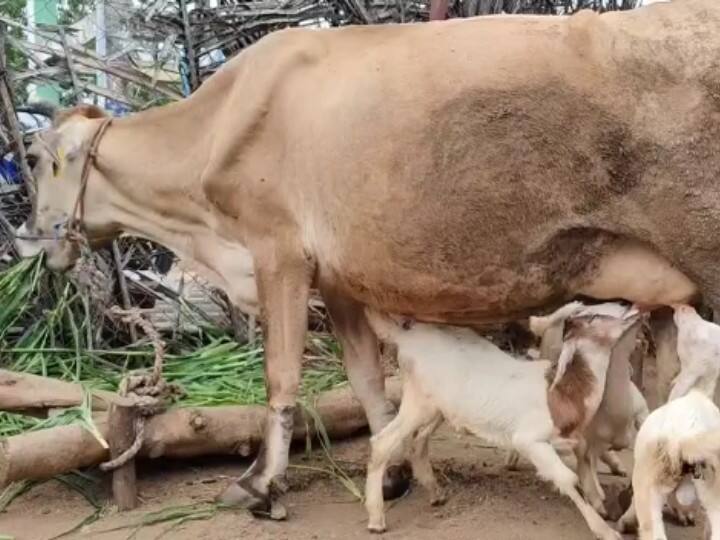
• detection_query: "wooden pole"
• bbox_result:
[0,22,35,198]
[178,0,199,91]
[59,27,83,102]
[112,241,138,342]
[429,0,449,20]
[106,403,139,510]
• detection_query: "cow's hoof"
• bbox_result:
[216,480,271,517]
[383,462,411,501]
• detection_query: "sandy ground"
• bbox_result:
[0,424,702,540]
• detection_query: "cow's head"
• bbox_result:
[15,105,119,271]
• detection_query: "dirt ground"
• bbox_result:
[0,424,702,540]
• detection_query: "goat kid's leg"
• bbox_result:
[322,289,410,500]
[576,442,608,518]
[665,489,696,526]
[366,383,437,533]
[601,449,628,477]
[518,439,621,540]
[695,478,720,540]
[618,494,638,533]
[650,308,680,407]
[218,250,313,517]
[505,450,521,471]
[633,472,668,540]
[409,415,446,505]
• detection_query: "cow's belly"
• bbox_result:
[321,237,698,324]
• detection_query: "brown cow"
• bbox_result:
[14,0,719,517]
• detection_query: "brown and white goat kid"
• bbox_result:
[363,306,641,540]
[619,305,720,540]
[506,301,649,517]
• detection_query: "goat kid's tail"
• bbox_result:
[529,301,584,337]
[680,430,720,468]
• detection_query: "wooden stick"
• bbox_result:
[58,27,83,101]
[0,378,403,486]
[106,403,139,510]
[0,22,35,198]
[112,241,138,342]
[178,0,200,91]
[0,369,127,412]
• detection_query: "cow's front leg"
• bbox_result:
[322,289,411,500]
[219,249,313,516]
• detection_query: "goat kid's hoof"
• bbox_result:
[383,462,412,501]
[665,503,695,527]
[430,489,448,507]
[367,519,387,534]
[216,480,272,517]
[617,517,637,534]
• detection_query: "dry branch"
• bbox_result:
[0,377,403,486]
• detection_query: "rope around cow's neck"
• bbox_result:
[66,116,114,249]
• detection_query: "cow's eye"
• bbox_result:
[27,154,39,169]
[52,161,59,177]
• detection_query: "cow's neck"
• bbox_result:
[84,90,255,299]
[88,88,242,249]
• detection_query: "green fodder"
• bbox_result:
[0,257,348,423]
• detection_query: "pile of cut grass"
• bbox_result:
[0,256,347,433]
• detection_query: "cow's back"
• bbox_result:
[207,0,720,320]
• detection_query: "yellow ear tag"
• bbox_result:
[54,148,65,178]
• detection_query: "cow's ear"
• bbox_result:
[57,116,97,162]
[53,105,107,127]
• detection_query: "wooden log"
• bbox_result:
[106,403,139,510]
[0,378,403,486]
[0,369,128,413]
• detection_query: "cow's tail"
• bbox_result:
[529,301,585,337]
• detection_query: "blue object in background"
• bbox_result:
[105,99,132,117]
[0,154,21,185]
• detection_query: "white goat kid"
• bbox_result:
[669,304,720,402]
[619,304,720,539]
[364,306,641,540]
[621,390,720,540]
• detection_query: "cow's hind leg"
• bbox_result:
[323,289,411,500]
[218,247,314,517]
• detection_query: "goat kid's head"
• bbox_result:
[562,304,641,346]
[550,305,641,388]
[15,105,119,271]
[672,304,702,329]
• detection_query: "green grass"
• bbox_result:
[0,256,347,429]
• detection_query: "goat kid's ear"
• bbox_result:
[562,317,582,340]
[551,341,577,390]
